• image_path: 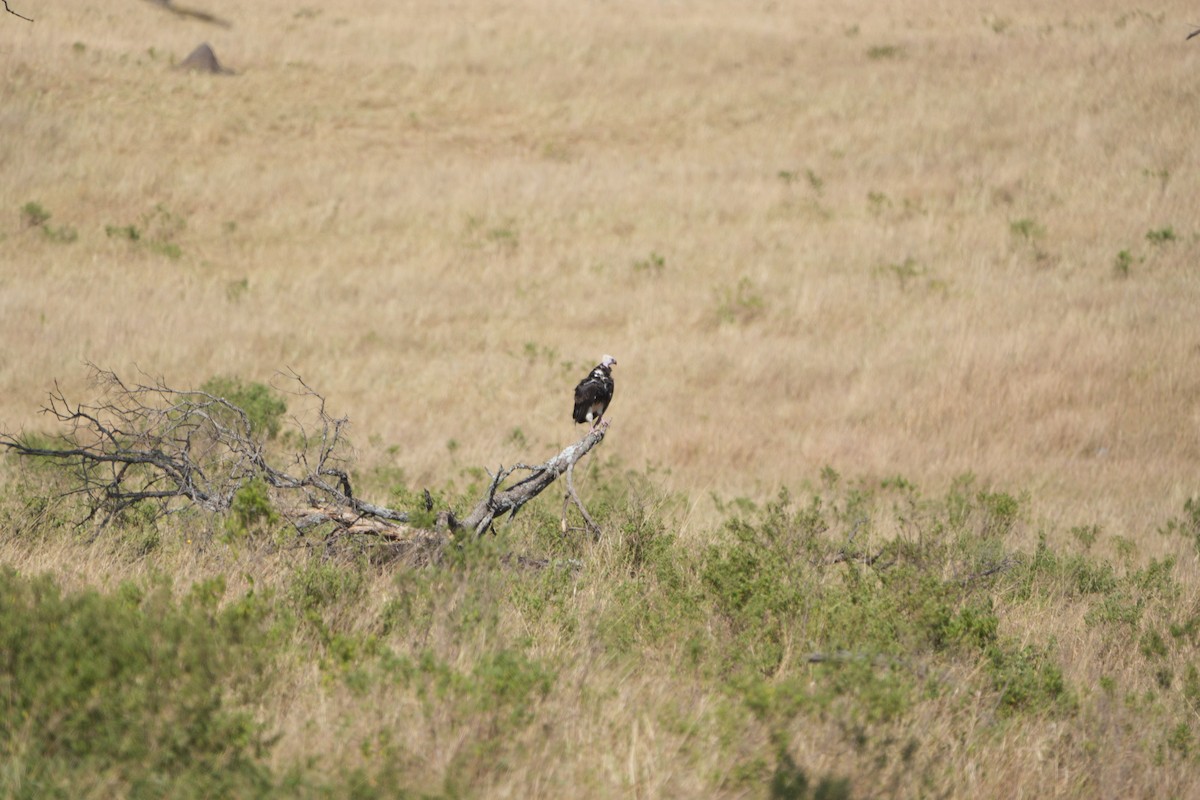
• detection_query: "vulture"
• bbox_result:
[572,355,617,427]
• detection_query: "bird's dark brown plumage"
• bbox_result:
[573,356,616,427]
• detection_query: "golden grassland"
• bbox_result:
[3,1,1200,796]
[2,0,1197,545]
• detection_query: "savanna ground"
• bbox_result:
[1,0,1199,797]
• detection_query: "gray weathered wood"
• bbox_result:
[460,421,609,536]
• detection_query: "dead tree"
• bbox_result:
[459,423,609,537]
[0,365,607,542]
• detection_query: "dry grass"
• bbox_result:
[2,0,1198,544]
[4,0,1195,544]
[3,1,1200,796]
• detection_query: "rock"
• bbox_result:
[176,43,234,75]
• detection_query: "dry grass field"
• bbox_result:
[2,0,1197,540]
[3,1,1200,797]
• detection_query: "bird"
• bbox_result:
[572,355,617,428]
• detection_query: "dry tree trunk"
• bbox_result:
[459,422,609,537]
[0,365,607,543]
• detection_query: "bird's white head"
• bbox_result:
[600,355,617,368]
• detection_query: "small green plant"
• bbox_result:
[486,225,519,252]
[20,201,51,227]
[151,240,183,259]
[43,224,78,243]
[521,341,560,367]
[876,257,924,290]
[21,202,77,242]
[976,490,1020,537]
[1140,628,1168,659]
[289,558,366,614]
[226,277,250,301]
[1009,217,1045,241]
[1159,496,1200,557]
[805,169,824,194]
[1115,10,1165,29]
[633,251,666,274]
[985,15,1012,33]
[1143,167,1170,190]
[867,45,904,60]
[1167,722,1193,757]
[1146,226,1176,245]
[105,204,186,259]
[470,648,555,727]
[716,277,766,325]
[985,641,1074,715]
[768,750,852,800]
[1112,535,1137,562]
[1113,249,1134,277]
[106,223,141,241]
[1070,524,1099,550]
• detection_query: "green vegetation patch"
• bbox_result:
[0,570,277,798]
[3,466,1200,796]
[200,376,288,441]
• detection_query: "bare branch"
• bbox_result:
[0,365,399,533]
[560,460,600,539]
[2,367,619,554]
[460,421,610,536]
[3,1,32,22]
[143,0,231,29]
[1,366,609,548]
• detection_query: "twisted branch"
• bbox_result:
[460,421,609,536]
[1,366,608,543]
[3,1,32,22]
[0,365,390,531]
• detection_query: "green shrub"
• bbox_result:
[20,202,77,243]
[1167,722,1193,757]
[1113,249,1134,277]
[200,376,288,441]
[769,750,852,800]
[105,205,186,259]
[288,558,366,614]
[0,569,275,797]
[985,641,1074,715]
[1009,217,1045,240]
[1159,496,1200,557]
[470,648,554,726]
[225,477,279,539]
[976,490,1020,537]
[20,201,50,227]
[715,277,766,325]
[105,223,140,241]
[1146,226,1176,245]
[633,251,666,274]
[866,44,904,60]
